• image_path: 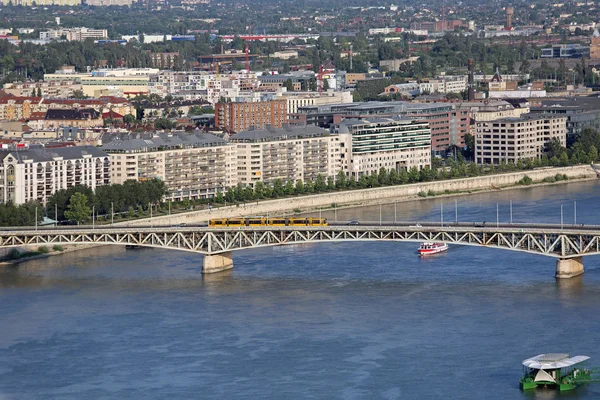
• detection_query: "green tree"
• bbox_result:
[560,151,569,166]
[64,193,91,224]
[378,167,389,185]
[335,170,346,189]
[398,168,409,184]
[589,145,599,163]
[314,174,327,192]
[123,114,135,124]
[407,166,420,183]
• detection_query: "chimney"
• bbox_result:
[468,58,475,101]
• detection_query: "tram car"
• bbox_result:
[209,217,328,227]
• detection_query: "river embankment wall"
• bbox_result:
[119,165,597,226]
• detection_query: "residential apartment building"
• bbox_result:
[85,0,132,5]
[230,125,341,187]
[148,71,258,103]
[215,100,287,133]
[419,76,467,94]
[332,118,431,178]
[0,96,45,120]
[43,109,103,130]
[149,52,180,69]
[0,145,110,205]
[475,114,567,165]
[1,0,80,5]
[102,133,236,201]
[2,81,82,98]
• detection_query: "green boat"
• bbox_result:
[520,353,599,391]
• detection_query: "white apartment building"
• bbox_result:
[39,28,108,42]
[333,117,432,178]
[148,71,260,103]
[279,91,353,114]
[475,114,567,165]
[419,76,467,94]
[103,133,236,201]
[229,125,342,187]
[0,146,110,205]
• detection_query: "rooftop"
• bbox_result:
[230,125,331,142]
[102,132,227,152]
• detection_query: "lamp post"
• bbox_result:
[496,203,499,228]
[35,207,38,231]
[441,203,444,227]
[455,199,458,224]
[111,202,114,225]
[510,200,513,225]
[92,206,95,230]
[574,200,577,225]
[561,204,564,230]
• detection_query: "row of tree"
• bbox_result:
[0,202,43,227]
[47,179,167,222]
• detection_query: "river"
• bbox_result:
[1,181,600,399]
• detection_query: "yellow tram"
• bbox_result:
[209,217,328,227]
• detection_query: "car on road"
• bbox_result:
[409,224,422,228]
[347,220,360,225]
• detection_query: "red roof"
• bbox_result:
[102,110,124,119]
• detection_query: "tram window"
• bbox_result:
[228,221,242,225]
[271,219,285,224]
[248,219,262,225]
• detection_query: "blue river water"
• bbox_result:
[2,181,600,399]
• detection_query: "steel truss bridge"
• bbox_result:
[1,223,599,259]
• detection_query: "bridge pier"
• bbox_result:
[556,257,584,279]
[203,252,233,274]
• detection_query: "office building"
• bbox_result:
[475,114,567,165]
[333,117,431,178]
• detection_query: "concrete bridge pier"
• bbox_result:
[203,252,234,274]
[556,257,584,279]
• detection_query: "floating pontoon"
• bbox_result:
[520,353,599,391]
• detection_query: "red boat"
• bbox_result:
[418,242,448,255]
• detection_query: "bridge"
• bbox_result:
[1,222,599,278]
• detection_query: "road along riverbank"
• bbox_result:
[119,165,598,226]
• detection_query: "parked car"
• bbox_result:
[347,220,360,225]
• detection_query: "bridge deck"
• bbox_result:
[0,223,599,258]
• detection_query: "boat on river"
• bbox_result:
[520,353,599,391]
[417,242,448,256]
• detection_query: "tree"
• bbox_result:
[64,193,91,224]
[123,114,135,124]
[407,166,420,183]
[37,87,42,97]
[589,145,599,163]
[72,89,87,99]
[335,170,346,189]
[314,174,327,192]
[544,138,565,159]
[559,151,569,167]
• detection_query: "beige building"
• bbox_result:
[102,133,236,201]
[279,91,353,114]
[45,69,157,98]
[475,114,567,165]
[333,117,431,178]
[0,146,110,205]
[229,125,342,187]
[2,81,82,98]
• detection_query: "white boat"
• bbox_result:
[418,242,448,256]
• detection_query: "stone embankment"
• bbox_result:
[120,165,598,226]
